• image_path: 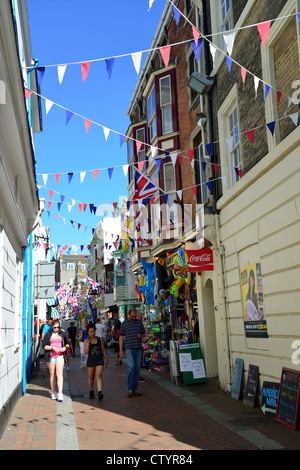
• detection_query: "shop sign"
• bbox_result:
[185,248,214,272]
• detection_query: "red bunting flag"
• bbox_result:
[113,202,118,211]
[93,169,99,181]
[48,201,52,210]
[49,189,54,199]
[85,119,92,133]
[82,203,87,212]
[78,223,81,230]
[277,91,282,110]
[55,173,60,184]
[55,214,58,220]
[81,61,90,82]
[213,164,218,175]
[78,203,83,213]
[241,67,247,90]
[25,88,32,100]
[178,155,183,165]
[192,186,197,196]
[136,140,143,154]
[246,129,254,144]
[192,26,200,46]
[160,45,171,68]
[138,160,144,172]
[187,149,194,162]
[257,21,271,48]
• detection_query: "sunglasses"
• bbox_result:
[53,326,60,329]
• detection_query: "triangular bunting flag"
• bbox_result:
[37,67,45,86]
[257,21,272,48]
[155,158,161,171]
[120,134,125,147]
[277,91,282,110]
[206,142,213,156]
[172,5,181,31]
[160,46,171,68]
[246,129,254,144]
[80,171,86,183]
[192,26,200,46]
[108,167,114,180]
[206,181,213,193]
[289,112,299,126]
[171,153,177,166]
[66,110,73,125]
[42,174,48,185]
[264,84,271,103]
[148,0,155,11]
[58,65,67,84]
[136,140,143,154]
[81,61,90,82]
[105,58,115,79]
[138,160,144,172]
[49,189,54,199]
[178,155,183,165]
[223,31,236,56]
[187,149,194,162]
[254,76,260,98]
[131,52,142,74]
[25,88,32,100]
[192,186,197,197]
[241,67,247,90]
[209,44,217,63]
[68,172,73,184]
[226,56,233,78]
[163,194,168,204]
[103,126,110,141]
[45,99,54,115]
[55,173,60,184]
[93,169,99,181]
[177,189,182,200]
[191,38,202,62]
[122,164,129,177]
[267,121,276,136]
[85,119,92,133]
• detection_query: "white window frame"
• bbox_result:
[228,106,242,186]
[67,263,75,270]
[198,142,208,202]
[148,86,157,142]
[136,127,146,169]
[159,75,173,135]
[218,83,243,192]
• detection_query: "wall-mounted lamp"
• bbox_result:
[188,72,216,95]
[196,112,207,127]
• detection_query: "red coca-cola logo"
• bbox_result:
[186,248,214,271]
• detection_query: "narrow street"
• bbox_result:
[1,348,299,453]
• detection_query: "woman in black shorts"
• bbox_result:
[84,323,109,400]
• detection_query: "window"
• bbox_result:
[81,264,85,270]
[67,263,75,270]
[148,86,157,141]
[136,127,146,169]
[150,168,160,236]
[220,0,231,32]
[228,107,242,185]
[160,76,173,134]
[198,143,208,202]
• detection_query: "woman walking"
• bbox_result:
[110,319,122,365]
[84,323,109,400]
[42,319,69,402]
[78,320,89,368]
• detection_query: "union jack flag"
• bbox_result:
[134,168,158,203]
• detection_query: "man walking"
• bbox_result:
[119,309,146,397]
[67,322,77,357]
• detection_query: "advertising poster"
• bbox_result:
[240,262,268,338]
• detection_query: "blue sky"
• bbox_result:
[27,0,165,254]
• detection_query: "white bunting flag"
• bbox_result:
[131,52,142,74]
[254,76,260,98]
[80,171,86,183]
[45,99,54,115]
[122,164,129,177]
[57,65,67,84]
[42,174,48,185]
[103,126,110,141]
[223,31,236,57]
[171,153,178,166]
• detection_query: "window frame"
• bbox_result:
[159,75,173,135]
[147,85,157,142]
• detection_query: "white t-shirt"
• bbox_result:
[95,323,105,338]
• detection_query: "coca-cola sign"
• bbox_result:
[185,248,214,271]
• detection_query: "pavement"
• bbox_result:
[0,347,300,453]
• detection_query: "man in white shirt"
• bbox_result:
[95,318,105,339]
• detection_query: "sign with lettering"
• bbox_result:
[261,381,279,417]
[178,343,207,385]
[185,248,214,272]
[231,358,244,400]
[243,364,259,407]
[276,368,300,430]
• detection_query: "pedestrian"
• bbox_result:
[84,323,109,400]
[67,321,77,357]
[110,319,122,365]
[95,318,105,340]
[119,309,146,397]
[66,331,73,370]
[42,319,69,402]
[41,318,53,341]
[78,320,89,368]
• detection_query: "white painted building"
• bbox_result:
[0,0,42,437]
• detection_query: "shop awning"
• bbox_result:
[51,307,60,319]
[46,297,58,306]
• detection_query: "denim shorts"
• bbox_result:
[49,355,64,363]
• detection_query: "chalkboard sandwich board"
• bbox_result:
[276,368,300,430]
[231,358,244,400]
[243,364,259,407]
[261,381,279,418]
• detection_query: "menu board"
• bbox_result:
[178,343,207,385]
[261,381,279,418]
[231,358,244,400]
[276,368,300,430]
[243,364,259,407]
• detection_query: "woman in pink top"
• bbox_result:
[42,319,69,402]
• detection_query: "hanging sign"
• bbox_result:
[185,248,214,272]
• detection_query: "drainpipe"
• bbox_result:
[27,232,33,381]
[22,244,28,395]
[216,214,232,392]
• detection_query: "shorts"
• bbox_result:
[49,355,64,364]
[86,355,104,368]
[113,341,120,353]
